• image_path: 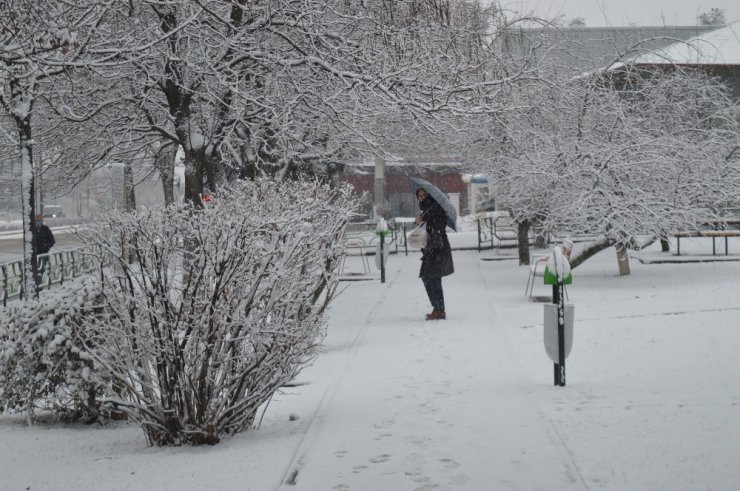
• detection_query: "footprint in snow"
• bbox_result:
[369,453,391,464]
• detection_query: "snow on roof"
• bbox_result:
[499,25,718,74]
[629,22,740,66]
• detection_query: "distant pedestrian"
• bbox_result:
[415,187,454,320]
[34,214,55,279]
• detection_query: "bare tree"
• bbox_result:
[0,0,119,295]
[54,0,540,205]
[568,17,586,27]
[2,0,549,217]
[472,66,740,273]
[698,8,726,26]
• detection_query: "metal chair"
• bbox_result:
[525,255,549,299]
[339,239,371,276]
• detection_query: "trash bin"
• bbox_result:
[543,303,574,364]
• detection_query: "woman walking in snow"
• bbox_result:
[415,187,454,320]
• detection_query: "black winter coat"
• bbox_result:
[35,223,55,254]
[418,196,454,279]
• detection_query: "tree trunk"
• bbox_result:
[660,232,670,252]
[517,219,531,265]
[156,145,176,205]
[204,153,226,193]
[616,244,631,276]
[183,149,205,208]
[15,110,40,298]
[240,159,257,181]
[124,163,136,213]
[533,219,547,248]
[568,236,612,269]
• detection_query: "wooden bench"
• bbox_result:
[672,230,740,255]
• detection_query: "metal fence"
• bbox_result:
[345,220,406,255]
[477,215,517,252]
[477,214,553,253]
[1,247,98,306]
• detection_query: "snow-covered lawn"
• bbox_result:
[2,241,740,490]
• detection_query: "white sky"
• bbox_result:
[504,0,740,27]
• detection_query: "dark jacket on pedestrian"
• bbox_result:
[35,221,55,255]
[419,195,454,279]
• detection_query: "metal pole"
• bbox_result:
[477,218,481,252]
[2,265,7,307]
[374,155,385,220]
[403,223,408,256]
[488,218,494,249]
[553,281,566,386]
[380,233,385,283]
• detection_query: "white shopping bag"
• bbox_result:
[407,223,428,249]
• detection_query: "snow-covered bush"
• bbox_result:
[76,178,355,445]
[0,277,106,423]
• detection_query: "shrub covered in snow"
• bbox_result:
[0,277,106,423]
[76,178,355,445]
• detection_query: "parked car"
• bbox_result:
[43,205,65,218]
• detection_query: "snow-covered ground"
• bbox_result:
[2,236,740,491]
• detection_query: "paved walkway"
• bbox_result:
[276,250,586,491]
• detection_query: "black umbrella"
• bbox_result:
[409,176,457,231]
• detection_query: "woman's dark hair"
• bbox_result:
[416,188,427,198]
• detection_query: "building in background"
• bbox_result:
[497,24,719,75]
[0,159,185,224]
[620,22,740,97]
[341,155,466,220]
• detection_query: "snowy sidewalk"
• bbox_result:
[276,251,586,490]
[272,247,740,491]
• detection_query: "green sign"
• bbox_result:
[543,266,572,285]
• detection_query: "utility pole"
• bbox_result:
[34,151,43,215]
[373,155,386,220]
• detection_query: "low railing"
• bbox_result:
[478,214,517,252]
[477,214,551,253]
[392,220,410,255]
[344,220,404,255]
[669,218,740,256]
[672,230,740,256]
[492,215,518,253]
[1,247,99,306]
